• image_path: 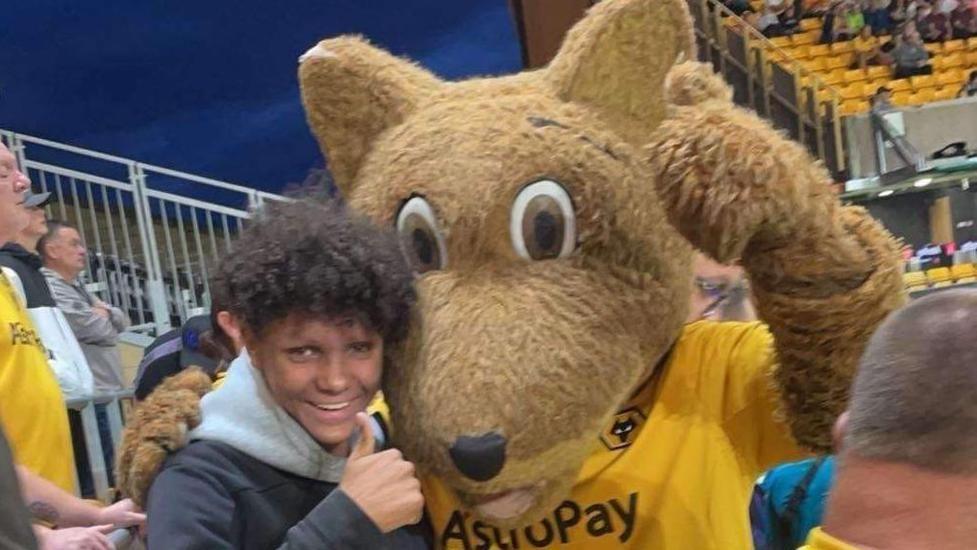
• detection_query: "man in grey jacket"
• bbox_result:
[39,220,129,394]
[39,219,129,487]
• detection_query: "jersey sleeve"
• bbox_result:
[681,321,808,472]
[720,322,809,471]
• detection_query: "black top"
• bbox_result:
[147,439,431,550]
[0,243,56,308]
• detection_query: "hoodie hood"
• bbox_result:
[0,243,42,270]
[190,350,347,483]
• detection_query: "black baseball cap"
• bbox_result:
[180,314,221,372]
[23,190,52,208]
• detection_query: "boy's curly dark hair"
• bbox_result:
[213,199,415,346]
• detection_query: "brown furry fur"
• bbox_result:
[117,0,903,533]
[116,368,211,507]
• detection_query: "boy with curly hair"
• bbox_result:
[144,199,429,549]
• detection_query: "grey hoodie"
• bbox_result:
[146,351,429,549]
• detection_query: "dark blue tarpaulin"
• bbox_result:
[1,1,521,193]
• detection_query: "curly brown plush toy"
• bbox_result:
[118,0,904,547]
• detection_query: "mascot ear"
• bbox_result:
[298,36,442,196]
[543,0,696,146]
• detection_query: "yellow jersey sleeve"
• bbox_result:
[678,321,808,471]
[0,275,75,492]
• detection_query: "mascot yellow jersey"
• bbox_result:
[0,274,75,492]
[424,321,807,549]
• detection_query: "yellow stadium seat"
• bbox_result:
[945,39,966,53]
[952,263,977,283]
[789,46,811,60]
[866,65,891,79]
[843,68,868,83]
[808,44,831,57]
[967,37,977,50]
[925,42,943,54]
[791,32,816,46]
[943,52,965,69]
[915,88,936,103]
[803,58,826,71]
[800,18,822,32]
[937,68,966,87]
[903,271,928,291]
[934,86,958,101]
[892,91,913,105]
[887,78,911,92]
[840,99,869,115]
[840,82,865,99]
[967,51,977,66]
[927,267,953,287]
[830,41,855,54]
[830,53,854,69]
[770,36,792,48]
[910,74,936,90]
[823,70,845,85]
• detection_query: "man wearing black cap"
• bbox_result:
[0,190,94,400]
[0,190,57,307]
[133,312,237,401]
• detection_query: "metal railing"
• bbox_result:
[65,390,133,503]
[688,0,847,176]
[1,130,283,335]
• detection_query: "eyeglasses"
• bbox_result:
[694,276,749,320]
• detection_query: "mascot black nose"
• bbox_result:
[449,432,507,481]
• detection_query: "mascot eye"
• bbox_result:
[396,196,447,274]
[510,180,576,261]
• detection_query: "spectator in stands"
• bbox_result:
[0,142,76,495]
[832,1,865,40]
[819,1,839,42]
[916,1,952,40]
[724,0,753,16]
[888,0,913,25]
[40,220,129,487]
[865,0,896,32]
[133,305,240,401]
[958,70,977,95]
[802,289,977,548]
[759,5,792,35]
[0,194,94,401]
[40,220,129,395]
[852,25,888,67]
[951,0,977,36]
[870,85,897,111]
[778,4,802,33]
[891,31,933,76]
[146,200,428,548]
[0,195,104,498]
[17,464,145,549]
[937,0,960,14]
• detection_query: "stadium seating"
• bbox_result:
[926,267,953,287]
[951,263,977,283]
[758,21,977,117]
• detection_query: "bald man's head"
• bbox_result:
[845,288,977,474]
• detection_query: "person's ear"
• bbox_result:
[832,411,849,453]
[216,311,245,353]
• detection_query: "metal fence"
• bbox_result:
[1,130,282,335]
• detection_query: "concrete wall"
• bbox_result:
[845,96,977,178]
